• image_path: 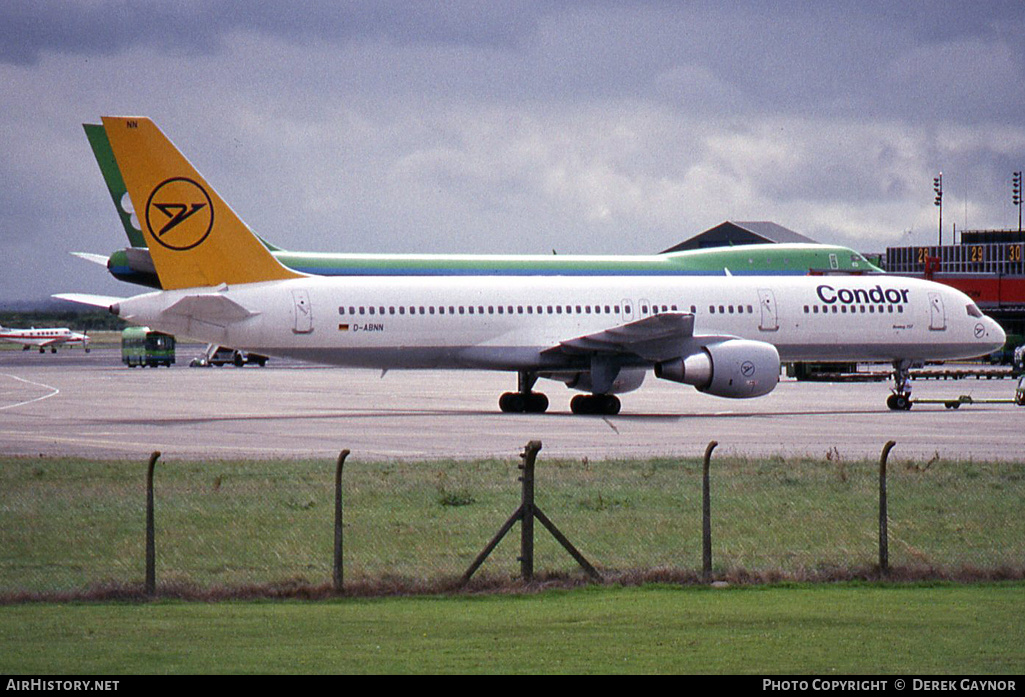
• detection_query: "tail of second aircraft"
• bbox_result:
[100,116,302,291]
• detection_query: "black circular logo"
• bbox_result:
[145,177,214,251]
[741,361,756,377]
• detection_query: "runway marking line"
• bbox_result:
[0,373,61,411]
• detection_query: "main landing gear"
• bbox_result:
[497,371,621,415]
[499,371,550,413]
[886,359,914,411]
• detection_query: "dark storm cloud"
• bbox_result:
[0,0,534,65]
[5,1,1022,122]
[1,1,1024,302]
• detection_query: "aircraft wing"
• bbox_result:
[543,313,734,363]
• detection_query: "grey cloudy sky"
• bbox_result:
[2,1,1023,303]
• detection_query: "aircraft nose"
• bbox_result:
[979,316,1007,354]
[991,318,1007,347]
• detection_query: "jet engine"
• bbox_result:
[655,339,779,398]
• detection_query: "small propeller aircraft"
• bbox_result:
[0,324,90,353]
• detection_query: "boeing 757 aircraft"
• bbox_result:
[0,324,90,353]
[58,117,1004,414]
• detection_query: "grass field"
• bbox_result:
[1,584,1022,674]
[2,455,1023,674]
[1,455,1022,594]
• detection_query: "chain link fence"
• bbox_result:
[1,443,1023,598]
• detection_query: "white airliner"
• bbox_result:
[57,117,1005,413]
[0,324,90,353]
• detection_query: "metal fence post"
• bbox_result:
[702,441,717,581]
[334,449,350,593]
[519,440,541,582]
[145,451,161,596]
[462,440,600,585]
[879,440,896,575]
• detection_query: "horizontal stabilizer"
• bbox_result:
[70,252,111,266]
[164,293,260,325]
[53,293,126,308]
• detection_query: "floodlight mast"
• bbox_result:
[1013,171,1022,234]
[933,172,943,246]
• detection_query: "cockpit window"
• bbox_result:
[966,303,983,318]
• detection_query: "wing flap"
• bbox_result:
[544,313,692,362]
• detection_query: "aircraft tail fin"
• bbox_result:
[99,117,303,291]
[84,123,147,248]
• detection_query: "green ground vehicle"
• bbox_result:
[121,326,175,367]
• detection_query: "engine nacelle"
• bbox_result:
[655,339,779,398]
[559,367,647,394]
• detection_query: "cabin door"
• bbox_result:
[928,292,946,331]
[621,298,635,323]
[758,289,779,331]
[292,289,313,334]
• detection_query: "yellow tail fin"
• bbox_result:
[101,116,303,290]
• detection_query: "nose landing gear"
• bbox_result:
[887,360,914,411]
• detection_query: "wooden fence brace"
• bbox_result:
[461,440,601,585]
[333,449,350,593]
[879,440,896,575]
[702,441,718,581]
[145,451,161,596]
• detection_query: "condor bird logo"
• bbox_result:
[145,177,214,250]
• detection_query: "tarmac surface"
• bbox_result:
[1,347,1022,462]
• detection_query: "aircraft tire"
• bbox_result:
[887,394,912,411]
[499,392,525,413]
[500,392,549,413]
[571,394,621,416]
[525,393,549,413]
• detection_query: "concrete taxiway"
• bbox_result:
[1,348,1021,462]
